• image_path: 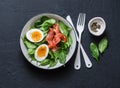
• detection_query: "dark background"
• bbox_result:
[0,0,120,88]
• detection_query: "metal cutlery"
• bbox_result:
[66,14,92,69]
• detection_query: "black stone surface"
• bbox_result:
[0,0,120,88]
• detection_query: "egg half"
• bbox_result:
[26,29,44,42]
[35,44,49,61]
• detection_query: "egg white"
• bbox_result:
[26,29,44,42]
[35,44,49,61]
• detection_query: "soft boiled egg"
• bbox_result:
[35,44,49,61]
[26,29,44,42]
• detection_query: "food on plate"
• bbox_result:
[35,44,49,61]
[46,24,67,52]
[26,29,44,42]
[22,16,72,68]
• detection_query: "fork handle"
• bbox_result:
[80,44,92,68]
[74,43,81,70]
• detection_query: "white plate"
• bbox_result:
[20,13,77,70]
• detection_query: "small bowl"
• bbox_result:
[88,17,106,36]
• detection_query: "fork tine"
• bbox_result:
[77,13,80,25]
[79,14,83,25]
[81,13,85,25]
[81,14,84,25]
[82,13,86,26]
[77,13,85,26]
[77,13,86,32]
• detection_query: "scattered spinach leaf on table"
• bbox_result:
[90,42,99,61]
[98,37,108,53]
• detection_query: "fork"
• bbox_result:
[74,13,86,70]
[66,15,92,69]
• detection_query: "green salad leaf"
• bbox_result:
[58,21,71,37]
[40,19,56,31]
[31,17,56,36]
[59,50,67,64]
[98,37,108,53]
[53,49,67,64]
[49,59,58,67]
[23,38,37,49]
[31,16,50,28]
[59,42,68,49]
[33,20,41,28]
[41,16,50,23]
[65,35,72,47]
[40,59,50,66]
[48,50,55,59]
[30,55,36,61]
[28,48,35,55]
[90,42,99,61]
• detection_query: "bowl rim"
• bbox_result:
[19,13,77,70]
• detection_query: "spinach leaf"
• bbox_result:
[48,50,58,67]
[59,41,68,49]
[31,16,50,29]
[98,37,108,53]
[23,39,37,49]
[40,19,56,31]
[58,35,72,50]
[40,59,50,66]
[90,42,99,61]
[28,48,35,55]
[58,21,71,37]
[53,50,61,59]
[41,16,50,22]
[34,20,41,28]
[30,55,36,61]
[66,35,72,47]
[49,59,58,67]
[59,50,67,64]
[49,49,67,64]
[49,50,55,59]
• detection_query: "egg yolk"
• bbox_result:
[37,46,47,58]
[31,31,42,42]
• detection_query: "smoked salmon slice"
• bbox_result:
[46,24,67,52]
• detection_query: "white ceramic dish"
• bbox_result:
[88,17,106,36]
[20,13,77,70]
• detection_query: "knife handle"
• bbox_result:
[80,44,92,68]
[74,43,81,70]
